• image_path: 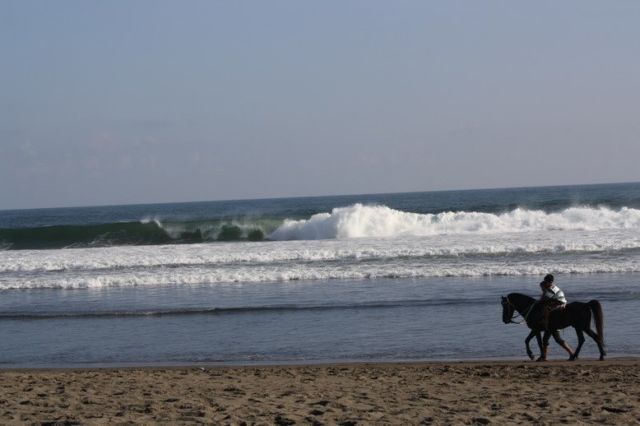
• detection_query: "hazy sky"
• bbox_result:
[2,1,639,209]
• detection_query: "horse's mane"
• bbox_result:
[507,292,535,302]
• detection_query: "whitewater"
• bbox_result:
[2,204,640,289]
[269,204,640,239]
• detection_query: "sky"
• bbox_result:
[2,1,640,209]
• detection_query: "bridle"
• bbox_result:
[503,296,537,325]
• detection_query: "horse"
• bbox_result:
[501,293,606,361]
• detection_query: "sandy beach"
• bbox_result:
[1,359,638,425]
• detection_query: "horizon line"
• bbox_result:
[2,179,638,213]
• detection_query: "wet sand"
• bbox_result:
[1,359,639,425]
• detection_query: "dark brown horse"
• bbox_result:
[501,293,606,361]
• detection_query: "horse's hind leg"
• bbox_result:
[571,328,585,361]
[585,328,606,360]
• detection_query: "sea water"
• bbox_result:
[1,183,639,366]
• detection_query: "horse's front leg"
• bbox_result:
[524,330,537,360]
[537,331,550,361]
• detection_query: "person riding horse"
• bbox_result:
[502,273,606,361]
[539,274,566,331]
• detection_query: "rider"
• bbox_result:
[539,273,566,331]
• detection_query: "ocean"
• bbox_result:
[1,182,640,367]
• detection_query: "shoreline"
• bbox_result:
[2,355,639,372]
[2,359,639,424]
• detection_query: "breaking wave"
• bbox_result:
[269,204,640,240]
[1,204,639,251]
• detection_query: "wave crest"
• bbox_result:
[269,204,640,240]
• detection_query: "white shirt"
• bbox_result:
[543,284,567,304]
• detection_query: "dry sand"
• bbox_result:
[1,359,639,425]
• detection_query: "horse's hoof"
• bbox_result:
[599,356,605,361]
[568,356,577,361]
[536,357,546,362]
[527,353,535,361]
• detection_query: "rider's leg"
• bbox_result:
[543,306,550,331]
[552,330,574,359]
[542,302,557,332]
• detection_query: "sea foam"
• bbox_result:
[2,204,640,289]
[1,256,639,289]
[269,204,640,240]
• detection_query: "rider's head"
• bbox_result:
[543,274,554,284]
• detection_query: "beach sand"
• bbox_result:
[1,359,639,425]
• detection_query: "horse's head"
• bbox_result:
[501,296,515,324]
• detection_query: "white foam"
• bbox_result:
[2,204,640,289]
[1,255,638,290]
[269,204,640,240]
[1,228,640,274]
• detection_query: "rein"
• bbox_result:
[506,296,537,325]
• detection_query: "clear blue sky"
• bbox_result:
[2,1,639,209]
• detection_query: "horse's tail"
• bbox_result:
[588,300,605,346]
